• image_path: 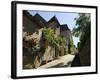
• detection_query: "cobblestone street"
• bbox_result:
[38,54,75,69]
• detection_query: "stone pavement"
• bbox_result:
[38,54,75,69]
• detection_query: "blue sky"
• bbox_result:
[28,10,79,47]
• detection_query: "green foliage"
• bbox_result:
[72,13,90,50]
[73,13,90,37]
[42,28,68,57]
[70,36,74,48]
[23,26,74,68]
[42,28,56,46]
[77,42,80,51]
[42,28,60,48]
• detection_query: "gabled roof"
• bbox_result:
[23,11,71,31]
[33,13,47,27]
[48,16,60,26]
[23,10,47,28]
[60,24,70,31]
[23,10,33,20]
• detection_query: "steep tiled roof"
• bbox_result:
[60,24,70,31]
[23,10,33,20]
[33,13,47,27]
[48,16,60,26]
[23,10,70,31]
[23,10,47,28]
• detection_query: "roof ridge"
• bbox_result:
[60,24,70,30]
[48,16,57,22]
[48,15,60,25]
[23,10,33,18]
[33,13,47,22]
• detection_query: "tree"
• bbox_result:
[72,13,90,50]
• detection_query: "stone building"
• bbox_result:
[48,16,60,36]
[60,24,71,45]
[23,10,47,35]
[23,10,73,68]
[23,10,72,42]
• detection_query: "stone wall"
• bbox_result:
[23,14,38,35]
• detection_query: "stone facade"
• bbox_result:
[23,11,47,35]
[60,24,71,45]
[48,16,60,36]
[23,10,73,69]
[23,11,38,35]
[23,11,72,45]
